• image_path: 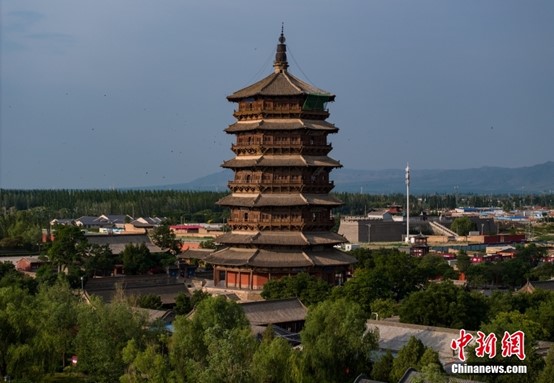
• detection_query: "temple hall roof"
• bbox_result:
[240,298,308,326]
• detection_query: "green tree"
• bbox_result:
[47,225,87,276]
[74,297,148,383]
[371,350,393,382]
[174,292,193,316]
[529,262,554,281]
[0,286,36,379]
[261,273,331,306]
[389,336,426,383]
[370,298,398,320]
[537,345,554,383]
[465,262,499,288]
[199,239,216,249]
[32,282,79,373]
[195,326,257,383]
[526,295,554,341]
[174,290,210,316]
[122,243,154,275]
[417,254,457,280]
[399,281,488,330]
[348,247,375,270]
[81,243,115,277]
[250,328,293,383]
[456,251,471,274]
[334,249,424,312]
[413,363,447,383]
[515,243,546,267]
[34,264,58,287]
[451,216,476,236]
[121,339,176,383]
[300,298,378,382]
[137,294,163,310]
[467,311,546,383]
[419,348,444,373]
[150,224,182,255]
[170,296,250,381]
[0,282,79,379]
[0,261,38,293]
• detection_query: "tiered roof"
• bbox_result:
[217,193,342,207]
[206,247,356,268]
[227,71,335,101]
[207,29,355,275]
[215,231,346,246]
[225,119,339,133]
[222,155,341,168]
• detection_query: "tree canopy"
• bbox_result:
[300,298,379,382]
[261,272,331,306]
[399,280,488,330]
[451,216,476,236]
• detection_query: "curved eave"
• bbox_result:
[222,155,342,169]
[216,193,343,207]
[215,231,347,246]
[227,71,335,102]
[225,119,339,133]
[205,246,356,268]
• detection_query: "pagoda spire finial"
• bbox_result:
[273,23,289,73]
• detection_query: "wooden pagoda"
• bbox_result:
[206,30,356,290]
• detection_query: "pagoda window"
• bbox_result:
[244,212,249,221]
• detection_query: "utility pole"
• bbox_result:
[405,163,410,243]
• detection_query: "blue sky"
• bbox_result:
[1,0,553,189]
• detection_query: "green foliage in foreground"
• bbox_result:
[301,298,378,382]
[2,239,554,382]
[0,277,379,383]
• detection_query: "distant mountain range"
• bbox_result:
[150,162,554,194]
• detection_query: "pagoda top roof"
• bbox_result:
[227,30,335,102]
[227,71,335,102]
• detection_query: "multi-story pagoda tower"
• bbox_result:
[206,30,356,290]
